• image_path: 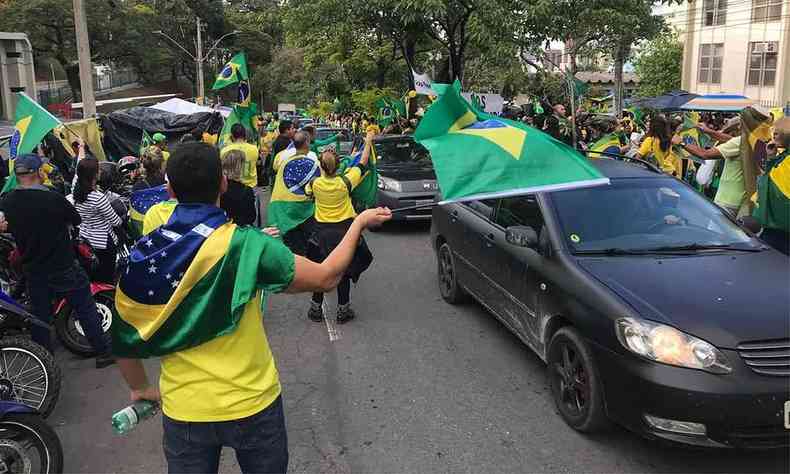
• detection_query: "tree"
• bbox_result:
[633,30,683,98]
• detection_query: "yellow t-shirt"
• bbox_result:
[162,150,170,162]
[638,137,680,176]
[148,221,295,422]
[142,200,178,235]
[221,142,259,188]
[309,167,363,223]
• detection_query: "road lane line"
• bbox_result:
[322,301,340,342]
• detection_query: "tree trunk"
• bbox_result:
[64,63,82,102]
[613,42,628,116]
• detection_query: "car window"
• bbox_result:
[494,196,543,230]
[373,139,432,167]
[550,178,755,252]
[464,199,497,221]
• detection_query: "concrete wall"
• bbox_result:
[0,33,37,122]
[680,0,789,107]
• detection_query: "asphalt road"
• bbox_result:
[50,219,789,473]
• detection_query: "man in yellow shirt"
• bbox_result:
[115,143,392,473]
[220,124,259,188]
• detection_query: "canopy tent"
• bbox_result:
[679,93,756,112]
[151,98,231,118]
[630,90,698,111]
[100,107,223,160]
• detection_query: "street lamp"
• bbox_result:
[154,23,241,103]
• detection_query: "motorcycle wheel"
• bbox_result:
[0,338,61,418]
[54,291,113,357]
[0,414,64,474]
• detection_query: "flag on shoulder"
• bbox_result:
[1,93,61,194]
[267,152,318,234]
[129,184,170,239]
[753,151,790,233]
[414,81,608,203]
[113,204,290,358]
[588,133,622,158]
[212,52,249,91]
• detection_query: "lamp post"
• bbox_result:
[154,21,240,103]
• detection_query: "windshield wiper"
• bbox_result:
[639,243,764,253]
[573,248,654,256]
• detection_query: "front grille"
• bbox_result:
[737,338,790,376]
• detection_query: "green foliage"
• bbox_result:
[633,30,683,98]
[351,88,398,116]
[308,101,334,119]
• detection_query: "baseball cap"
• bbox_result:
[152,133,166,143]
[14,154,43,175]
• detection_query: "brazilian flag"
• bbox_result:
[375,97,406,128]
[339,148,378,209]
[113,204,293,358]
[2,93,61,194]
[129,184,171,240]
[310,133,341,154]
[754,152,790,232]
[266,151,318,235]
[212,52,249,91]
[414,80,607,202]
[588,133,622,159]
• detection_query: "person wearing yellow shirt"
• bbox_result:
[305,131,375,324]
[115,143,391,474]
[635,115,679,176]
[152,133,170,161]
[220,124,259,188]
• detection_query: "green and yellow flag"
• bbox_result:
[212,52,249,91]
[113,204,293,358]
[218,105,257,147]
[753,151,790,232]
[1,93,61,194]
[375,97,406,128]
[266,150,319,235]
[414,80,608,202]
[588,133,622,159]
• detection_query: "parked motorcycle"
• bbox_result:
[0,291,61,418]
[0,400,64,473]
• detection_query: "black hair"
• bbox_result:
[647,114,671,153]
[166,142,222,204]
[278,120,293,134]
[74,157,99,204]
[231,123,246,140]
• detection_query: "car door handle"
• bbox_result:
[482,232,495,247]
[450,209,459,222]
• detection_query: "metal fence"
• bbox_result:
[93,68,137,92]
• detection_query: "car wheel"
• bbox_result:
[437,242,468,304]
[547,326,608,433]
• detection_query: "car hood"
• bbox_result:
[378,166,436,182]
[576,251,790,349]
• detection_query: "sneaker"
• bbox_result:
[95,353,115,369]
[336,304,356,324]
[308,302,324,322]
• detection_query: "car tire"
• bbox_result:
[437,242,468,304]
[547,326,609,433]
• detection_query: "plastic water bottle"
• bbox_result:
[111,401,159,435]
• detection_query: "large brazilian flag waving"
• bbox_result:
[2,93,61,194]
[212,52,249,91]
[114,204,292,358]
[414,81,608,203]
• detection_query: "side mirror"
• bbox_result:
[505,225,539,248]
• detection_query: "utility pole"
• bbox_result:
[195,17,205,105]
[73,0,96,116]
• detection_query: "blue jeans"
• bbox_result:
[25,262,108,354]
[163,396,288,474]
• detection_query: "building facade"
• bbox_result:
[676,0,790,107]
[0,32,37,123]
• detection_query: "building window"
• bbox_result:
[747,42,779,87]
[752,0,783,22]
[703,0,727,26]
[698,43,723,84]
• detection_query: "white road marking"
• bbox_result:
[322,301,341,342]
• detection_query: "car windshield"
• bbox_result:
[373,139,432,168]
[550,178,758,253]
[316,129,350,141]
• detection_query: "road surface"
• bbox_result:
[51,221,788,473]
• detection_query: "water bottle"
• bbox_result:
[111,400,159,435]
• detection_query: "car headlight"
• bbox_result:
[377,176,402,192]
[615,317,731,374]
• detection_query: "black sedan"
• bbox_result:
[431,158,790,448]
[371,135,438,222]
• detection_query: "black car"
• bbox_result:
[369,135,438,221]
[431,158,790,448]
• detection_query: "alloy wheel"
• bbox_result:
[552,342,589,418]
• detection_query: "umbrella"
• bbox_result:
[630,90,698,111]
[680,93,756,112]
